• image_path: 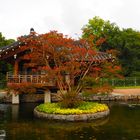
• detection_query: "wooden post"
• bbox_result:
[44,90,51,103]
[11,91,19,104]
[14,60,19,76]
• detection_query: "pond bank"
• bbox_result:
[1,88,140,103]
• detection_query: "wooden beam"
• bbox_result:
[14,60,19,75]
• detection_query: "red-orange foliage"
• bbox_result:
[18,31,121,95]
[7,83,44,94]
[83,83,113,96]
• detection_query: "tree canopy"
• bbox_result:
[82,16,140,77]
[0,32,15,82]
[16,31,120,107]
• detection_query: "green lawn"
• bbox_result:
[115,86,140,89]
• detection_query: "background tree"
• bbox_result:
[0,32,15,84]
[82,16,121,51]
[119,28,140,76]
[82,16,140,77]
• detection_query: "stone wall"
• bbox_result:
[51,93,140,102]
[1,92,140,103]
[20,94,44,103]
[83,94,140,101]
[34,108,110,121]
[1,94,44,103]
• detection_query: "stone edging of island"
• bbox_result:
[34,108,110,121]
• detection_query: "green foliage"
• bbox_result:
[0,73,7,89]
[82,76,98,87]
[0,32,15,48]
[81,76,113,97]
[82,16,140,77]
[82,16,121,50]
[115,86,140,89]
[36,102,108,115]
[119,28,140,76]
[0,32,15,82]
[78,102,102,110]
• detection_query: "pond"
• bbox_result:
[0,102,140,140]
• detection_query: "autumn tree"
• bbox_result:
[18,31,121,107]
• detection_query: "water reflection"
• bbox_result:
[6,117,109,140]
[11,105,19,120]
[0,102,140,140]
[0,130,6,140]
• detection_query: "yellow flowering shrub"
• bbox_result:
[36,102,109,115]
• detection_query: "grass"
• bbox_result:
[114,86,140,89]
[36,102,108,115]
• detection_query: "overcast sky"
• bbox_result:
[0,0,140,40]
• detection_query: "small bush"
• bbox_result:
[58,91,83,108]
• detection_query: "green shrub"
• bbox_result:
[36,102,108,115]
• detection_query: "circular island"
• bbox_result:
[34,102,109,121]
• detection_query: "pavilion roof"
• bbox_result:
[0,41,21,54]
[0,30,112,61]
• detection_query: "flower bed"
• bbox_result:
[34,102,109,121]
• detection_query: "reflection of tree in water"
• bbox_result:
[47,117,109,131]
[6,122,53,140]
[5,117,109,140]
[47,117,109,140]
[0,110,4,117]
[1,103,140,140]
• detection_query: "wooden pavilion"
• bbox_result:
[0,29,112,104]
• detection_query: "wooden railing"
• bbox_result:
[7,73,55,87]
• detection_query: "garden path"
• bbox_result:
[112,88,140,95]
